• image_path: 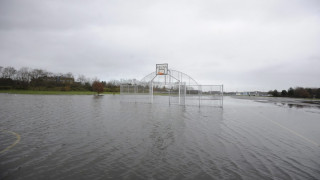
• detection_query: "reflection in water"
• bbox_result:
[0,95,320,179]
[288,104,304,109]
[285,103,320,109]
[269,101,320,109]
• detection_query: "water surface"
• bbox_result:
[1,94,320,179]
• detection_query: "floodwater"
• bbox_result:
[1,94,320,180]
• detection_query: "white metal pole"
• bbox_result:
[184,83,186,106]
[199,85,201,107]
[222,84,224,108]
[169,84,171,105]
[178,81,181,105]
[135,85,137,103]
[151,82,153,104]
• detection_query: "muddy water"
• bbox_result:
[1,94,320,179]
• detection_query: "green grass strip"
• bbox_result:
[0,90,119,95]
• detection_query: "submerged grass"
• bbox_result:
[0,90,119,95]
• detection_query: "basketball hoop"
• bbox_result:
[156,63,168,75]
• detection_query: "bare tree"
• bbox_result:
[46,71,55,77]
[17,67,31,82]
[77,74,88,85]
[294,87,311,98]
[30,69,47,79]
[65,72,74,78]
[2,66,17,79]
[91,77,100,83]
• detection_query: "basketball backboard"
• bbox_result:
[156,63,168,75]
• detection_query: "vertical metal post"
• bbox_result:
[198,85,201,107]
[169,85,171,106]
[222,84,224,108]
[184,83,186,106]
[151,82,153,104]
[178,81,181,105]
[165,74,167,85]
[134,85,137,103]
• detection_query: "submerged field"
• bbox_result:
[1,94,320,179]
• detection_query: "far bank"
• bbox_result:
[0,90,119,95]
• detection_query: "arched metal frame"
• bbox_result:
[120,68,223,108]
[140,69,198,86]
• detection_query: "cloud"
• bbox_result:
[0,0,319,91]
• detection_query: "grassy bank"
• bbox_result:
[0,90,119,95]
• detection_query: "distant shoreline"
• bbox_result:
[0,90,119,95]
[231,95,320,108]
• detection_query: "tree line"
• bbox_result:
[268,87,320,99]
[0,66,121,92]
[2,65,319,97]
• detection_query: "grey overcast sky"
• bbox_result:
[0,0,319,92]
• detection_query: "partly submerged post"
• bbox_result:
[178,81,181,105]
[222,84,224,108]
[150,81,153,104]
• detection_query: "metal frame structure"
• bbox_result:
[120,64,223,108]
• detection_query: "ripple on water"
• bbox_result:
[0,94,320,179]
